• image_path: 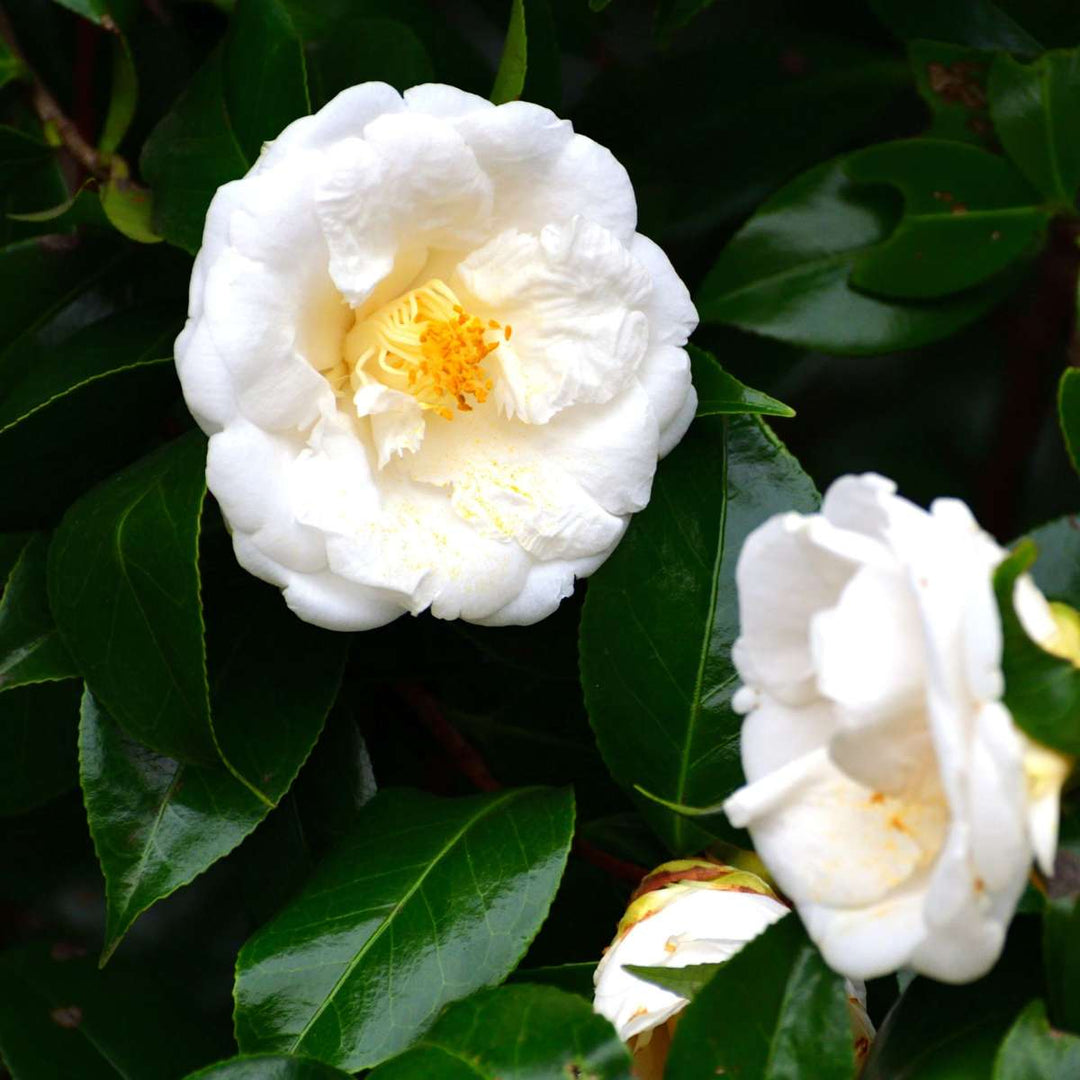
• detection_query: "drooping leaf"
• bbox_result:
[994,1000,1080,1079]
[869,0,1043,53]
[993,540,1080,755]
[234,786,575,1071]
[224,0,310,164]
[664,915,854,1080]
[863,918,1042,1079]
[0,941,223,1079]
[844,139,1050,300]
[908,41,995,147]
[491,0,527,104]
[1059,370,1080,477]
[0,306,180,529]
[48,432,213,763]
[696,157,1022,355]
[691,345,794,418]
[625,962,723,999]
[990,50,1080,209]
[185,1058,353,1080]
[581,414,818,853]
[366,985,631,1080]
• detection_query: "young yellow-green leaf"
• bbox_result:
[581,414,817,853]
[844,139,1050,300]
[696,157,1020,355]
[98,35,137,157]
[366,985,632,1080]
[690,345,794,418]
[665,915,854,1080]
[48,432,213,763]
[80,691,269,964]
[994,1000,1080,1079]
[990,50,1080,208]
[0,306,179,529]
[491,0,526,104]
[994,540,1080,755]
[0,940,223,1079]
[234,786,575,1071]
[1059,369,1080,477]
[908,41,995,147]
[101,168,161,244]
[186,1058,353,1080]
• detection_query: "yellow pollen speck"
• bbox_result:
[345,279,501,420]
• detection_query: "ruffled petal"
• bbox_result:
[629,234,698,349]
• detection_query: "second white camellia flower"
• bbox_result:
[175,83,697,630]
[723,474,1072,984]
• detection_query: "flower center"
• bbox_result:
[347,279,510,421]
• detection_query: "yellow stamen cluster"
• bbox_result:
[351,280,509,421]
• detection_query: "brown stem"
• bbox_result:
[396,682,647,885]
[0,5,108,180]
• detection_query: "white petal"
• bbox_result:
[403,83,493,119]
[283,568,406,632]
[636,345,694,453]
[352,383,426,468]
[473,552,607,627]
[629,233,698,349]
[657,382,697,458]
[739,694,837,780]
[174,317,236,435]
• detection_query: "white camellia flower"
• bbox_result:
[723,474,1073,984]
[174,83,697,630]
[593,859,872,1080]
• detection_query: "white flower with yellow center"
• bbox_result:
[723,474,1073,984]
[175,83,697,630]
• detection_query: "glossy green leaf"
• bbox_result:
[697,157,1021,355]
[0,306,179,529]
[0,533,76,689]
[0,681,81,815]
[366,985,631,1080]
[870,0,1042,52]
[48,432,213,763]
[141,48,249,254]
[665,915,853,1080]
[508,961,596,998]
[186,1058,353,1080]
[1024,517,1080,607]
[845,139,1050,299]
[994,540,1080,754]
[1043,895,1080,1034]
[990,50,1080,209]
[491,0,526,104]
[1059,369,1080,477]
[994,1000,1080,1079]
[224,0,309,164]
[908,41,995,146]
[864,918,1042,1079]
[625,962,723,999]
[0,940,222,1079]
[691,345,794,418]
[581,414,818,853]
[80,691,264,962]
[234,786,575,1070]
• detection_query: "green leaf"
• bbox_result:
[0,940,222,1079]
[1059,369,1080,477]
[1025,517,1080,607]
[625,962,724,1000]
[0,306,180,529]
[844,139,1050,300]
[48,432,213,763]
[0,533,76,689]
[581,415,818,853]
[52,0,138,32]
[0,126,68,245]
[690,345,794,418]
[98,35,137,157]
[994,1000,1080,1079]
[1043,895,1080,1034]
[7,186,111,235]
[993,540,1080,755]
[696,157,1022,355]
[367,985,631,1079]
[508,961,597,998]
[491,0,526,104]
[0,41,26,89]
[655,0,716,42]
[863,918,1042,1079]
[664,915,854,1080]
[80,691,271,965]
[990,50,1080,209]
[186,1058,353,1080]
[908,41,995,146]
[141,48,249,254]
[224,0,309,164]
[0,681,81,815]
[870,0,1043,52]
[101,168,161,244]
[234,786,575,1071]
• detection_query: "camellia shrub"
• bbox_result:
[3,1,1080,1078]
